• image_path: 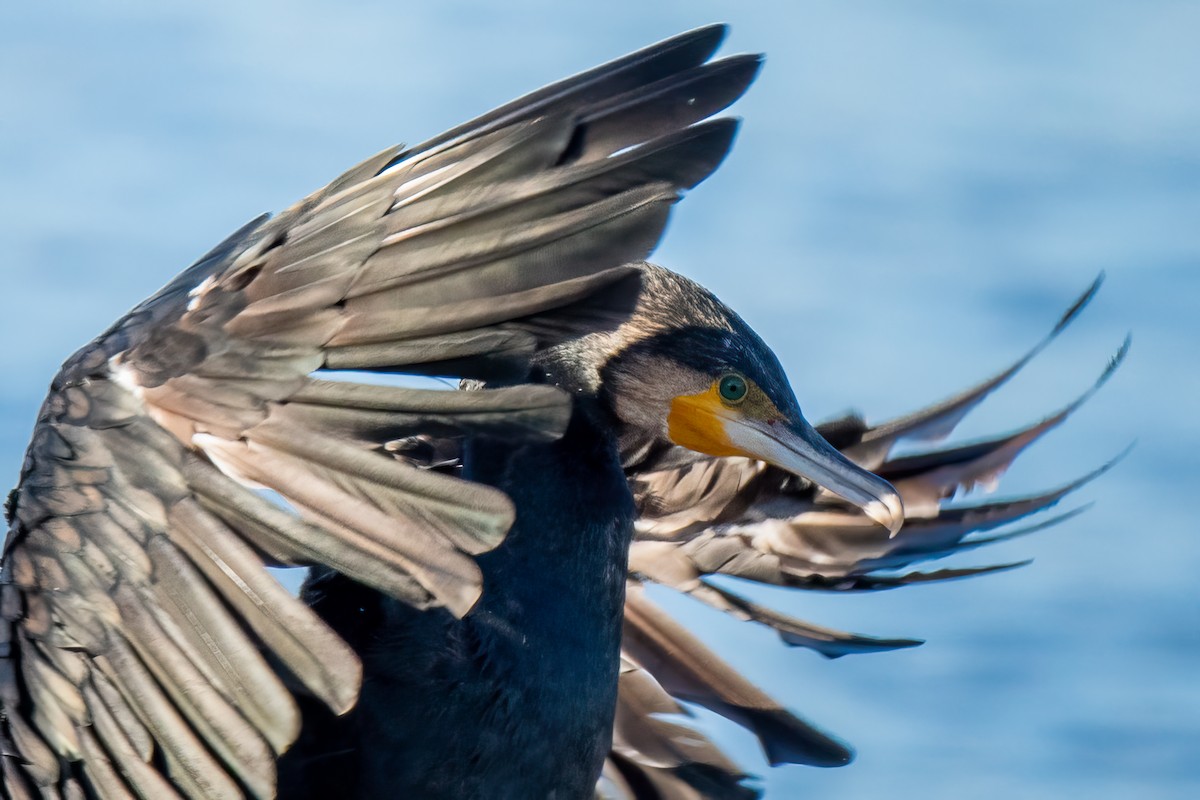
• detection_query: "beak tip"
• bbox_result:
[866,493,905,537]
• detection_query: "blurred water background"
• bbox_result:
[1,2,1197,798]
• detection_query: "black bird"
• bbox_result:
[0,24,1121,800]
[272,258,903,799]
[0,25,893,800]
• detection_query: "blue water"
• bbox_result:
[1,2,1196,798]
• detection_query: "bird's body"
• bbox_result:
[281,399,634,800]
[274,262,824,798]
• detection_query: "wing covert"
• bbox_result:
[1,25,759,799]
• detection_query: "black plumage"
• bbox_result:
[281,401,636,799]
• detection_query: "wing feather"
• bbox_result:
[2,26,756,798]
[615,278,1125,787]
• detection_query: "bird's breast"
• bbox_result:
[455,406,636,798]
[282,406,636,800]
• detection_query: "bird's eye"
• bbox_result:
[718,374,748,404]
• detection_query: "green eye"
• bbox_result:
[718,374,748,404]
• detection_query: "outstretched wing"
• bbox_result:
[0,25,761,799]
[606,278,1127,797]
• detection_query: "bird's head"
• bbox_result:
[555,264,903,534]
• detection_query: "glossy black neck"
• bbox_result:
[464,391,632,617]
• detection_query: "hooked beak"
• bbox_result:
[723,416,905,535]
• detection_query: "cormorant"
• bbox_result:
[0,23,1122,800]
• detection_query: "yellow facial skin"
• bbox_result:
[666,375,906,535]
[667,373,906,535]
[667,376,783,458]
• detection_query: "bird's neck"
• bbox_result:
[465,393,633,635]
[447,395,634,796]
